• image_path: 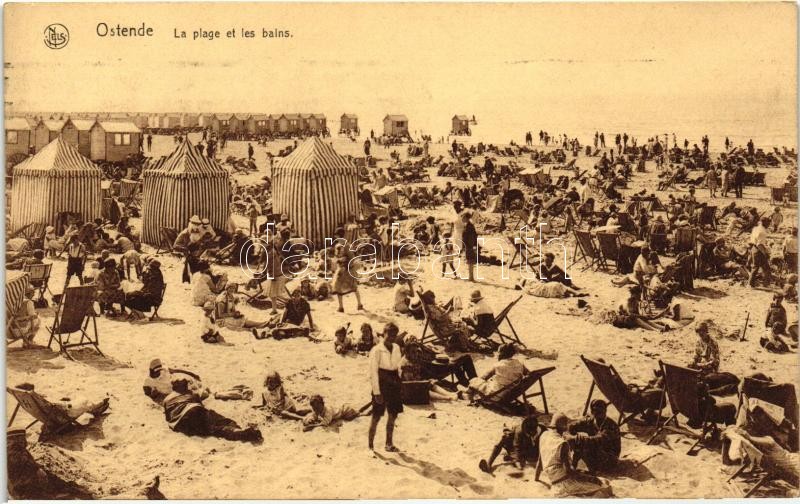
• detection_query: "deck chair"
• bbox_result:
[571,229,606,271]
[146,284,167,321]
[118,179,141,210]
[6,273,30,344]
[596,232,622,273]
[6,384,107,440]
[23,263,53,303]
[507,235,539,270]
[581,355,658,426]
[12,222,47,249]
[155,227,180,255]
[47,284,102,358]
[770,187,786,205]
[472,367,555,416]
[477,295,526,348]
[617,212,636,234]
[418,294,450,347]
[646,361,731,454]
[698,205,717,230]
[673,227,697,255]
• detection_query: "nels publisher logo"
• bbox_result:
[44,24,69,49]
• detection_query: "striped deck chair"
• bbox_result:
[11,222,47,250]
[571,229,606,271]
[6,384,108,440]
[6,273,29,344]
[155,227,180,255]
[596,232,622,273]
[118,179,141,209]
[581,355,661,426]
[647,361,735,455]
[23,263,52,303]
[47,284,101,358]
[472,366,555,416]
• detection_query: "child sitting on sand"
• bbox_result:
[480,415,542,474]
[357,323,376,353]
[259,371,310,418]
[201,302,226,344]
[334,325,356,354]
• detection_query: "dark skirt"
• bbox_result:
[374,368,403,417]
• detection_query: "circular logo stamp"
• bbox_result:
[44,24,69,49]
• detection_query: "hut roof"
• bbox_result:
[146,139,228,179]
[251,114,269,120]
[384,114,408,122]
[41,120,65,131]
[453,115,469,121]
[5,118,30,130]
[341,113,358,119]
[69,119,96,131]
[13,137,101,177]
[275,136,356,177]
[98,121,141,133]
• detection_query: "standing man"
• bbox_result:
[368,322,403,452]
[462,211,478,282]
[247,143,254,160]
[65,234,87,287]
[146,133,153,152]
[734,164,745,198]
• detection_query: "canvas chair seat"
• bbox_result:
[596,232,622,273]
[571,229,607,271]
[6,273,30,343]
[581,355,663,426]
[472,366,555,416]
[47,284,102,358]
[23,263,52,302]
[6,384,108,440]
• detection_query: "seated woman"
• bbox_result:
[258,371,310,419]
[611,285,670,332]
[214,283,270,330]
[190,262,225,307]
[280,288,314,328]
[761,321,791,354]
[124,259,165,319]
[302,394,365,431]
[357,323,377,353]
[6,249,45,270]
[95,258,127,316]
[9,285,41,348]
[464,344,527,401]
[420,290,491,353]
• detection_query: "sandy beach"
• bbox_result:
[6,133,798,499]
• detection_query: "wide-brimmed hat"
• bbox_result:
[470,290,483,302]
[45,225,55,233]
[189,215,201,225]
[201,218,210,225]
[202,301,215,312]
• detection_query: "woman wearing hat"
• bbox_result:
[95,258,126,316]
[124,259,165,319]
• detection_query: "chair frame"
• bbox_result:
[581,355,645,426]
[472,366,555,416]
[47,284,102,359]
[571,229,607,271]
[23,263,53,302]
[596,232,622,274]
[6,385,81,440]
[475,295,526,348]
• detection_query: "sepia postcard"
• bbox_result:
[3,1,799,499]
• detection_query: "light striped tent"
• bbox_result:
[9,137,102,233]
[273,136,359,248]
[141,139,230,245]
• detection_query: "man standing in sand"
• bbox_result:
[368,322,403,452]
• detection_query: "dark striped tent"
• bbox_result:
[273,136,359,248]
[141,139,230,245]
[9,137,102,233]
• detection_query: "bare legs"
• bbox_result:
[368,413,397,451]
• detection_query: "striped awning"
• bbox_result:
[12,137,102,178]
[272,136,359,248]
[143,139,227,179]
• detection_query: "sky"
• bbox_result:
[5,2,797,144]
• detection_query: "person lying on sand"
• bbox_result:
[761,322,792,354]
[567,400,620,473]
[479,414,542,474]
[163,376,262,444]
[257,371,310,419]
[143,359,205,406]
[334,325,356,355]
[534,413,612,497]
[302,394,368,431]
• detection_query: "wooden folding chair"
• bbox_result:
[23,263,53,303]
[149,284,167,320]
[581,355,661,426]
[673,227,697,256]
[596,232,622,273]
[571,229,606,271]
[482,295,526,348]
[47,284,102,358]
[7,384,108,440]
[507,235,540,271]
[155,227,180,255]
[646,361,730,454]
[472,367,555,416]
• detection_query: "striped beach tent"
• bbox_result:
[9,137,102,233]
[141,139,230,245]
[272,136,359,248]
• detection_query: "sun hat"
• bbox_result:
[190,215,201,225]
[470,290,483,303]
[149,359,163,373]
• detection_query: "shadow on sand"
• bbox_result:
[374,451,494,495]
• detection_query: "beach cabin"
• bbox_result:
[164,114,182,130]
[198,113,215,129]
[90,121,142,162]
[180,113,199,129]
[383,115,408,137]
[340,114,358,134]
[248,114,270,135]
[309,114,326,133]
[33,119,65,153]
[214,114,236,134]
[5,117,32,160]
[451,115,471,135]
[129,113,150,130]
[61,118,95,158]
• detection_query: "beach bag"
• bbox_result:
[400,381,431,405]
